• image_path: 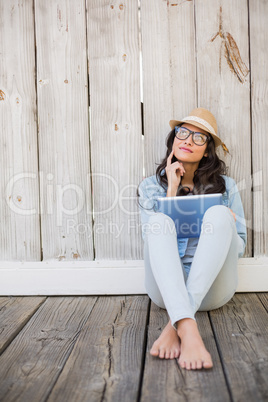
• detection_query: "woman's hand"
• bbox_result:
[165,149,185,196]
[229,208,236,221]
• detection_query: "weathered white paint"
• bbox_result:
[87,0,143,259]
[0,1,267,293]
[141,0,196,178]
[195,0,252,257]
[0,258,267,295]
[249,0,268,256]
[35,0,93,260]
[0,0,40,260]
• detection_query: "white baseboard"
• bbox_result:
[0,258,267,295]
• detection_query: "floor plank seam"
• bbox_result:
[0,296,48,357]
[208,311,234,402]
[256,293,268,313]
[136,298,151,402]
[43,296,100,402]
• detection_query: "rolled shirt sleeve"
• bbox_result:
[225,176,247,258]
[137,177,166,241]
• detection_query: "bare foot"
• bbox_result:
[176,318,213,370]
[150,320,181,359]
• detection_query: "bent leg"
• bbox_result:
[144,212,213,368]
[143,236,165,309]
[186,205,241,313]
[145,212,195,326]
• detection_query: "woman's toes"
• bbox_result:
[169,350,175,359]
[159,348,166,359]
[174,349,180,358]
[202,352,213,368]
[191,361,197,370]
[196,359,203,369]
[203,359,213,369]
[185,361,191,370]
[150,344,159,356]
[178,358,185,368]
[165,350,171,359]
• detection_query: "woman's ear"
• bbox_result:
[204,152,208,158]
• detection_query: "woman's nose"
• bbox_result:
[184,136,193,145]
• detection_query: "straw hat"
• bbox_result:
[169,107,229,153]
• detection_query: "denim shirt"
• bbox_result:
[138,173,247,259]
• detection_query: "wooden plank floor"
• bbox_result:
[0,294,267,402]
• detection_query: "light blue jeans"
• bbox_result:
[143,205,245,329]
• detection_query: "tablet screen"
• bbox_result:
[156,194,223,238]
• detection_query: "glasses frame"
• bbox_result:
[175,126,209,146]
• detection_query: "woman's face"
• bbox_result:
[172,123,209,163]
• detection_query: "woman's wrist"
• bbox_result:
[167,185,178,197]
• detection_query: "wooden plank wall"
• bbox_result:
[35,0,93,261]
[87,0,143,259]
[195,0,252,256]
[0,0,40,260]
[141,0,196,178]
[0,0,267,262]
[249,0,268,256]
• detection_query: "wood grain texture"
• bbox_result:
[35,0,93,260]
[0,294,266,400]
[87,0,143,259]
[257,292,268,312]
[0,296,46,354]
[209,293,268,401]
[141,302,230,402]
[0,296,97,402]
[0,0,267,267]
[141,0,196,178]
[195,0,252,257]
[249,0,268,256]
[0,0,41,260]
[47,296,149,402]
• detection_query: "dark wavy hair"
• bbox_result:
[155,128,227,195]
[137,127,228,205]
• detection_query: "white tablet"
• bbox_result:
[156,193,223,238]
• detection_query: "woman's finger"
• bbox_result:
[166,150,174,167]
[166,161,185,175]
[170,161,186,174]
[166,166,185,179]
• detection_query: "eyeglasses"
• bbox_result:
[175,126,209,146]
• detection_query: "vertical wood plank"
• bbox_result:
[0,0,40,260]
[35,0,93,260]
[195,0,252,256]
[0,297,97,402]
[249,0,268,256]
[87,0,143,259]
[209,294,268,401]
[141,0,196,178]
[47,296,149,402]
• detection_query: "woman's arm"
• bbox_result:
[227,178,247,257]
[137,178,164,240]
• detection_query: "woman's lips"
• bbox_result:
[180,147,193,153]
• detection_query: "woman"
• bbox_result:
[137,107,247,370]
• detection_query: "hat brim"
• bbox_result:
[169,119,222,148]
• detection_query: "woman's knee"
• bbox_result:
[203,205,234,230]
[147,212,176,235]
[148,212,174,225]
